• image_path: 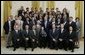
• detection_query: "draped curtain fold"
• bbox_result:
[75,1,83,37]
[75,1,82,20]
[3,1,12,36]
[3,1,12,23]
[32,1,40,10]
[47,1,55,10]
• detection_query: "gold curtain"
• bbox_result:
[3,1,12,23]
[75,1,84,37]
[75,1,82,21]
[3,1,12,37]
[47,1,55,10]
[32,1,40,10]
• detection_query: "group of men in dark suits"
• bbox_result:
[3,6,80,52]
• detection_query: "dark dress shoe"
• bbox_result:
[64,49,67,51]
[76,47,79,49]
[55,47,58,50]
[25,48,27,50]
[71,49,74,52]
[6,46,9,48]
[13,48,16,51]
[32,49,34,51]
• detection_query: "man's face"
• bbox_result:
[26,18,29,21]
[69,26,73,31]
[40,8,42,10]
[25,25,29,30]
[56,8,59,11]
[37,25,40,29]
[26,8,29,11]
[52,24,55,29]
[31,7,34,11]
[61,24,64,29]
[8,17,11,21]
[10,15,13,19]
[46,8,49,12]
[42,27,44,30]
[19,16,22,20]
[44,15,48,21]
[33,25,36,30]
[21,6,24,10]
[69,17,73,22]
[14,25,19,30]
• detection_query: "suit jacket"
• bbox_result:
[36,28,41,40]
[11,20,16,31]
[21,16,26,22]
[30,30,38,41]
[64,22,69,31]
[3,21,13,34]
[43,20,50,34]
[56,18,61,25]
[40,29,47,37]
[76,21,80,31]
[62,12,69,22]
[18,10,24,16]
[58,29,68,40]
[69,21,77,31]
[49,29,59,40]
[11,30,22,42]
[23,20,33,30]
[68,31,77,41]
[22,30,31,39]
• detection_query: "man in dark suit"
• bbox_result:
[43,15,50,47]
[39,7,44,15]
[11,15,19,31]
[45,8,49,15]
[40,27,47,48]
[36,24,41,48]
[11,24,22,51]
[58,23,68,51]
[30,25,38,51]
[64,21,69,32]
[18,6,24,17]
[22,25,31,50]
[67,26,77,52]
[56,14,62,26]
[75,17,81,48]
[23,17,33,30]
[69,17,77,31]
[49,24,59,50]
[25,7,29,14]
[51,8,56,16]
[29,7,34,16]
[3,17,13,48]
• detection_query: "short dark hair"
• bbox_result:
[26,7,29,9]
[69,16,73,19]
[75,17,80,20]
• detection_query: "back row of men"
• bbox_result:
[3,6,81,52]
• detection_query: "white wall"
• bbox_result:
[55,1,75,21]
[11,1,32,18]
[11,1,75,20]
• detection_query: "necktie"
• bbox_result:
[53,29,55,33]
[45,21,47,28]
[61,29,63,33]
[26,30,28,34]
[9,21,11,31]
[34,30,36,35]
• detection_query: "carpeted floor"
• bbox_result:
[1,37,84,54]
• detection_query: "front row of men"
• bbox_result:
[11,23,76,52]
